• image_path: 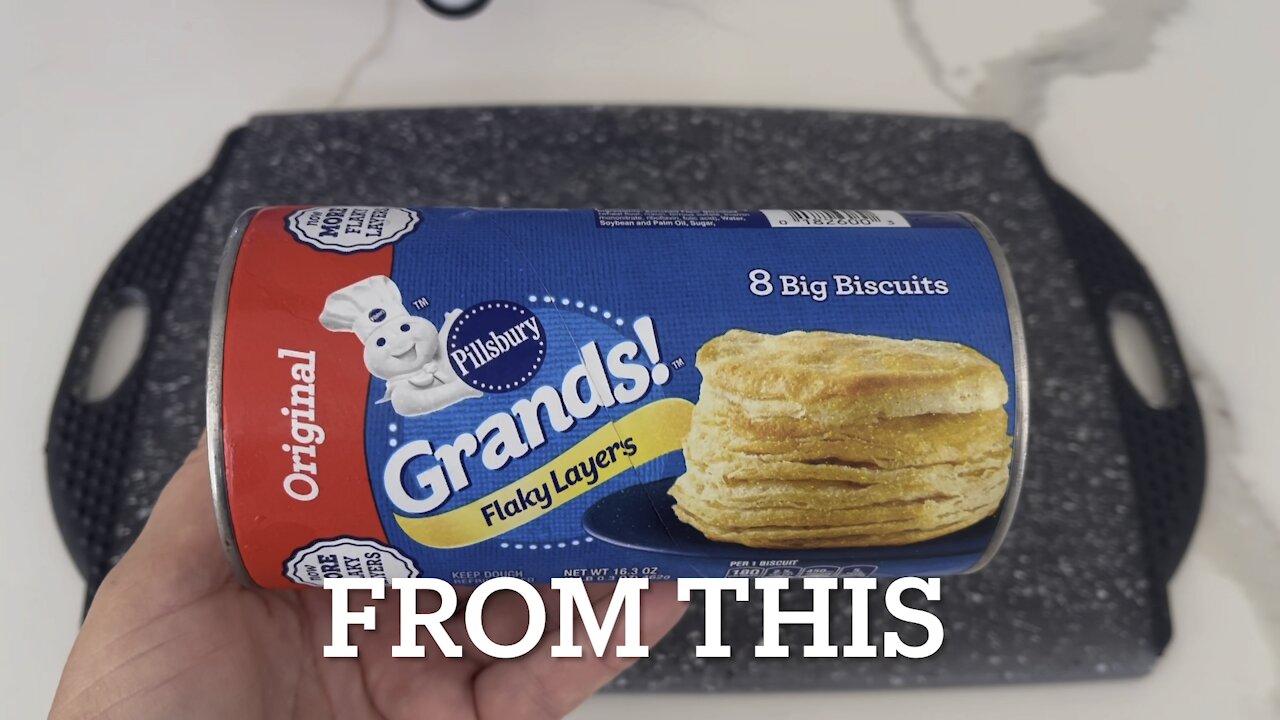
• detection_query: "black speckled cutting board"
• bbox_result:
[46,107,1204,689]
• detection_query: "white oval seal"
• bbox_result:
[284,537,420,587]
[286,206,420,253]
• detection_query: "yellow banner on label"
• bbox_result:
[394,398,693,548]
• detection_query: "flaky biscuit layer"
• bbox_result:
[671,505,994,548]
[683,444,1011,485]
[697,329,1008,419]
[667,329,1014,549]
[686,398,1010,470]
[670,460,1005,523]
[670,459,1008,508]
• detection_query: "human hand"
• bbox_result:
[50,438,687,719]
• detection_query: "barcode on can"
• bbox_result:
[760,209,910,228]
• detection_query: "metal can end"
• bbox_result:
[960,211,1030,574]
[207,208,262,589]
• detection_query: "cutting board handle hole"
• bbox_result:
[1107,296,1178,410]
[82,290,150,404]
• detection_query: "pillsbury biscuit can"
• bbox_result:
[208,207,1027,589]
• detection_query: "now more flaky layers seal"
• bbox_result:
[209,207,1027,589]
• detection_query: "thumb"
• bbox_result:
[97,435,233,606]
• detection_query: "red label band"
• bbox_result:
[221,208,391,588]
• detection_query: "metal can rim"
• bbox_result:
[959,211,1030,574]
[207,207,261,588]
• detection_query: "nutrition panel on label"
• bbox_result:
[725,561,880,579]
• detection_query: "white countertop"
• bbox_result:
[2,1,1276,717]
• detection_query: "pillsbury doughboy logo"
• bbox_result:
[320,275,482,417]
[286,206,420,253]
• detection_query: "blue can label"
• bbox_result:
[218,208,1023,588]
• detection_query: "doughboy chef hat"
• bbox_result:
[319,275,411,342]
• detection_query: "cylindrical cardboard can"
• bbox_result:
[208,207,1027,589]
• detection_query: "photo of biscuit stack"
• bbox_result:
[668,329,1012,548]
